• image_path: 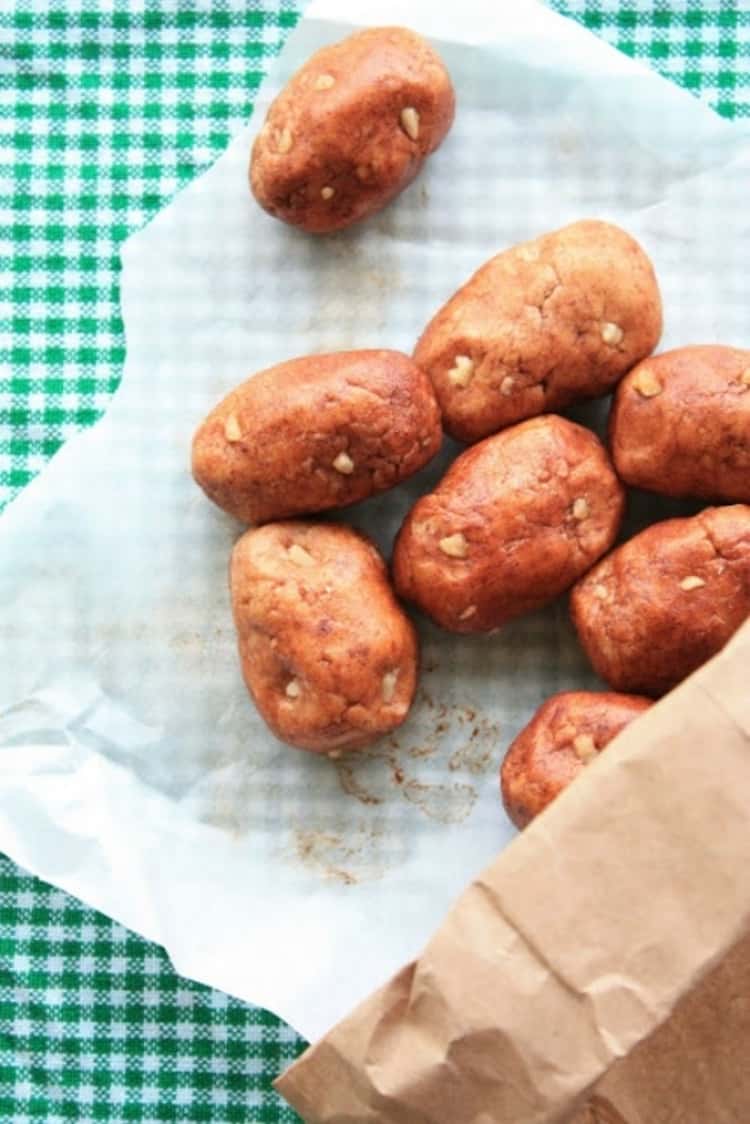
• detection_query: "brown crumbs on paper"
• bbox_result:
[334,760,384,806]
[326,688,500,823]
[408,744,437,760]
[448,722,498,775]
[291,826,396,886]
[293,829,359,885]
[402,780,478,824]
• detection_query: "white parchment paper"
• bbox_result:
[2,0,750,1041]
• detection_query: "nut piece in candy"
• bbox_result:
[633,368,663,398]
[400,106,420,141]
[601,321,624,346]
[680,575,706,591]
[448,355,474,388]
[275,126,293,154]
[438,532,469,559]
[572,497,590,521]
[224,414,242,443]
[314,73,335,90]
[321,186,335,200]
[381,669,399,702]
[288,543,315,567]
[593,583,609,601]
[285,679,301,699]
[332,451,354,475]
[573,733,598,763]
[500,376,515,397]
[459,605,476,620]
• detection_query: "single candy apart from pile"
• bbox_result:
[609,345,750,503]
[392,414,625,633]
[500,690,652,829]
[192,349,442,525]
[414,219,662,443]
[571,504,750,697]
[250,26,455,233]
[230,521,418,754]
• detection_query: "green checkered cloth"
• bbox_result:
[1,3,748,1121]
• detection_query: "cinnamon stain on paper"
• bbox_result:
[448,723,493,775]
[401,779,477,823]
[291,826,393,886]
[330,683,501,827]
[199,658,502,887]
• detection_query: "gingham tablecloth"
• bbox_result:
[1,3,748,1121]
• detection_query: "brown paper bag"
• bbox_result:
[572,929,750,1124]
[276,619,750,1123]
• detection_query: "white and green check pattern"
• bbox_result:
[0,871,302,1123]
[1,2,749,1121]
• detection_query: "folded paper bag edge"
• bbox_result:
[276,620,750,1124]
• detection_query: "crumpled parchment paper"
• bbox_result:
[1,0,749,1041]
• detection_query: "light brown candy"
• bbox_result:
[250,27,455,233]
[610,345,750,503]
[501,690,651,829]
[414,220,662,443]
[571,504,750,696]
[393,414,624,633]
[231,522,418,754]
[192,349,442,524]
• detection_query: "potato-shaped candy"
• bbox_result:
[501,690,651,829]
[414,220,662,443]
[571,505,750,696]
[610,346,750,503]
[230,522,418,754]
[250,27,455,233]
[393,415,624,633]
[192,350,442,525]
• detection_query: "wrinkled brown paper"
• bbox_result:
[276,619,750,1124]
[570,928,750,1124]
